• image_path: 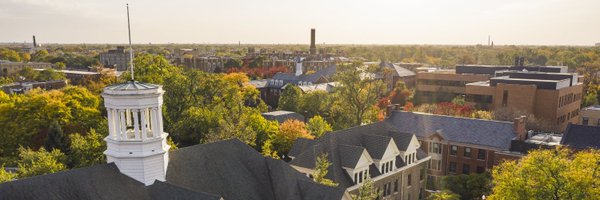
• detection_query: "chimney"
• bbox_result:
[386,104,396,117]
[32,35,37,47]
[310,28,316,55]
[513,115,527,140]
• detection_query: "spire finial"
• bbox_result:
[127,3,134,81]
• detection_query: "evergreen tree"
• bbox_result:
[44,121,68,153]
[352,178,380,200]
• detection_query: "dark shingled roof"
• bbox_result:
[361,134,391,159]
[289,138,316,158]
[290,122,421,188]
[0,163,220,200]
[338,144,367,169]
[386,111,516,150]
[0,139,346,200]
[560,123,600,150]
[272,65,337,86]
[166,139,346,200]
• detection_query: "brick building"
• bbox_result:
[386,111,522,190]
[580,105,600,126]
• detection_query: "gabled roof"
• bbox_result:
[0,139,347,200]
[166,139,346,200]
[386,111,516,150]
[289,122,423,188]
[560,123,600,150]
[338,144,367,169]
[361,134,391,160]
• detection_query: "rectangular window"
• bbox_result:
[359,171,363,183]
[464,147,471,157]
[477,166,485,173]
[462,164,470,174]
[450,145,458,156]
[407,174,412,186]
[477,149,486,160]
[502,90,508,107]
[431,142,441,154]
[437,160,442,171]
[449,162,457,173]
[394,179,399,192]
[420,168,425,180]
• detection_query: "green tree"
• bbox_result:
[19,67,39,81]
[335,63,385,126]
[54,62,67,70]
[312,153,338,187]
[17,147,67,178]
[306,115,332,138]
[68,129,106,168]
[489,148,600,200]
[278,84,302,112]
[352,178,380,200]
[0,49,21,62]
[300,91,332,119]
[441,173,491,200]
[44,120,68,153]
[427,190,461,200]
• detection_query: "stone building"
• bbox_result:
[289,122,430,200]
[580,105,600,126]
[99,46,130,71]
[0,60,52,76]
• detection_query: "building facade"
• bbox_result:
[99,46,130,71]
[580,105,600,126]
[0,60,52,76]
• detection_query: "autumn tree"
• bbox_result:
[278,84,302,113]
[266,119,313,157]
[306,115,332,138]
[489,148,600,200]
[312,153,338,187]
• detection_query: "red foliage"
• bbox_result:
[432,102,474,117]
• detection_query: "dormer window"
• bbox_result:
[380,160,395,174]
[353,169,369,184]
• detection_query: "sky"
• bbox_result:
[1,0,599,45]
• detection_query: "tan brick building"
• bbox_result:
[465,71,583,131]
[0,60,52,76]
[580,105,600,126]
[415,65,581,131]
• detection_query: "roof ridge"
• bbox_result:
[393,111,514,124]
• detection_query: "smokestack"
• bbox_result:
[32,35,37,47]
[310,28,316,55]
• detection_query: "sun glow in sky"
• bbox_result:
[1,0,599,45]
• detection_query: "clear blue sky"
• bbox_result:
[1,0,599,45]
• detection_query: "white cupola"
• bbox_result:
[102,81,170,186]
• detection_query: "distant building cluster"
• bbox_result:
[415,60,583,131]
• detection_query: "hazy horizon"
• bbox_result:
[1,0,599,46]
